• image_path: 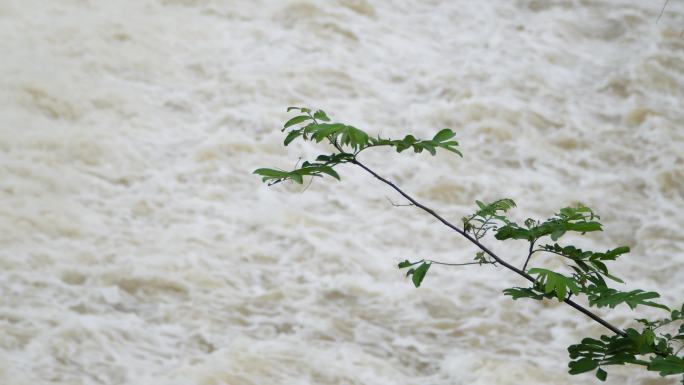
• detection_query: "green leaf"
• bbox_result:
[550,229,566,241]
[289,173,303,184]
[495,225,532,241]
[432,128,456,142]
[587,286,670,311]
[596,368,607,381]
[648,356,684,376]
[569,357,599,374]
[438,144,463,156]
[398,260,422,269]
[315,165,340,180]
[284,115,311,128]
[503,287,546,300]
[402,135,417,145]
[568,221,603,233]
[253,168,290,178]
[345,126,370,149]
[528,268,580,301]
[311,124,345,142]
[284,130,302,146]
[313,110,330,122]
[420,142,436,155]
[601,246,630,260]
[411,262,431,288]
[287,106,301,112]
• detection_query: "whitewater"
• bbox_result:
[1,1,683,384]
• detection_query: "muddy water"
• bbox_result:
[1,1,683,384]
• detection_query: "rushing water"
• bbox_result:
[1,1,683,384]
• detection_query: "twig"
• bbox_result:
[386,197,414,207]
[301,174,315,192]
[523,240,536,272]
[427,259,494,267]
[657,0,669,23]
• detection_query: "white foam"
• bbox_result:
[1,1,683,384]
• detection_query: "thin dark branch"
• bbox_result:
[657,0,670,23]
[427,259,494,267]
[351,157,627,337]
[301,174,315,192]
[523,240,536,272]
[386,197,414,207]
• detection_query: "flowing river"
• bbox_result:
[1,1,683,384]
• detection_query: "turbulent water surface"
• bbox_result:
[1,1,684,384]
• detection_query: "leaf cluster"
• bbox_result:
[568,304,684,382]
[254,153,350,185]
[462,199,516,240]
[254,107,462,185]
[495,206,602,242]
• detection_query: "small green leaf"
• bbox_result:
[411,262,431,288]
[568,222,603,232]
[284,130,302,146]
[648,356,684,376]
[398,260,412,268]
[402,135,417,145]
[345,126,369,149]
[284,115,311,128]
[316,165,340,180]
[569,357,599,374]
[253,168,290,178]
[289,173,303,184]
[313,110,330,121]
[503,287,546,300]
[587,286,669,311]
[311,123,345,142]
[438,144,463,157]
[550,229,565,241]
[528,268,579,301]
[420,142,436,155]
[432,128,456,142]
[596,368,607,381]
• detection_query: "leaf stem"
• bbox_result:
[351,157,627,337]
[523,240,536,272]
[427,259,495,267]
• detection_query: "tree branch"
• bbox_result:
[351,158,626,337]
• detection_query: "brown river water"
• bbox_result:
[1,1,683,384]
